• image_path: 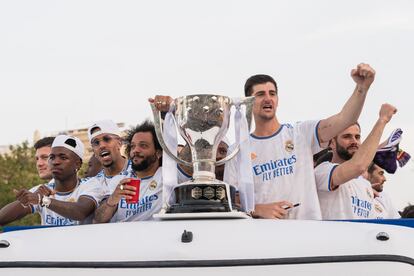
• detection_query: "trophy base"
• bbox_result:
[168,200,232,213]
[166,182,238,214]
[153,211,250,220]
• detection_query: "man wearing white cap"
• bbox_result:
[94,120,163,223]
[86,119,131,185]
[0,135,102,226]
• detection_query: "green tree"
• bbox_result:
[0,142,41,227]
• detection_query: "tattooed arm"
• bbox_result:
[318,63,375,144]
[93,198,118,224]
[93,178,136,223]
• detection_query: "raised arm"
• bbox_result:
[330,104,397,190]
[318,63,376,144]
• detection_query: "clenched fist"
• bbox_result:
[379,103,397,123]
[351,63,376,93]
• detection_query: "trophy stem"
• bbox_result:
[151,94,253,216]
[193,160,216,180]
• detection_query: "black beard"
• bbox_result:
[336,144,354,161]
[132,154,157,172]
[372,183,383,193]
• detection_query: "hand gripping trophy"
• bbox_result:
[151,94,254,218]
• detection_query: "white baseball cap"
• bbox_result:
[52,135,84,160]
[88,120,121,143]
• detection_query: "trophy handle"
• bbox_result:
[215,145,240,166]
[215,96,255,166]
[244,96,255,132]
[150,103,193,167]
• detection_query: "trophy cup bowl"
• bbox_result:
[151,94,254,214]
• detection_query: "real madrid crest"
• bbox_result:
[285,140,294,152]
[149,180,157,190]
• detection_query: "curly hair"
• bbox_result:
[123,120,162,164]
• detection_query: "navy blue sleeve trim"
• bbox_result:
[328,164,339,191]
[315,120,322,148]
[177,164,192,178]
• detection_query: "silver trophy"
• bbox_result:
[151,94,254,214]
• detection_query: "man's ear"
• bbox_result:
[329,138,337,150]
[156,149,162,159]
[76,158,82,171]
[117,137,123,147]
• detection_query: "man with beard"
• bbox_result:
[366,163,400,219]
[227,63,379,219]
[0,135,102,226]
[34,136,55,181]
[152,63,377,219]
[315,104,397,219]
[93,120,162,223]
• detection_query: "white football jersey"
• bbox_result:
[80,159,133,204]
[30,178,100,226]
[104,167,163,222]
[224,121,322,220]
[315,161,376,219]
[177,165,192,183]
[373,192,400,219]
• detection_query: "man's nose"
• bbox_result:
[131,147,141,156]
[98,141,107,150]
[350,136,359,144]
[263,92,272,101]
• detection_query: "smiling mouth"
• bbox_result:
[100,151,110,158]
[133,156,144,162]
